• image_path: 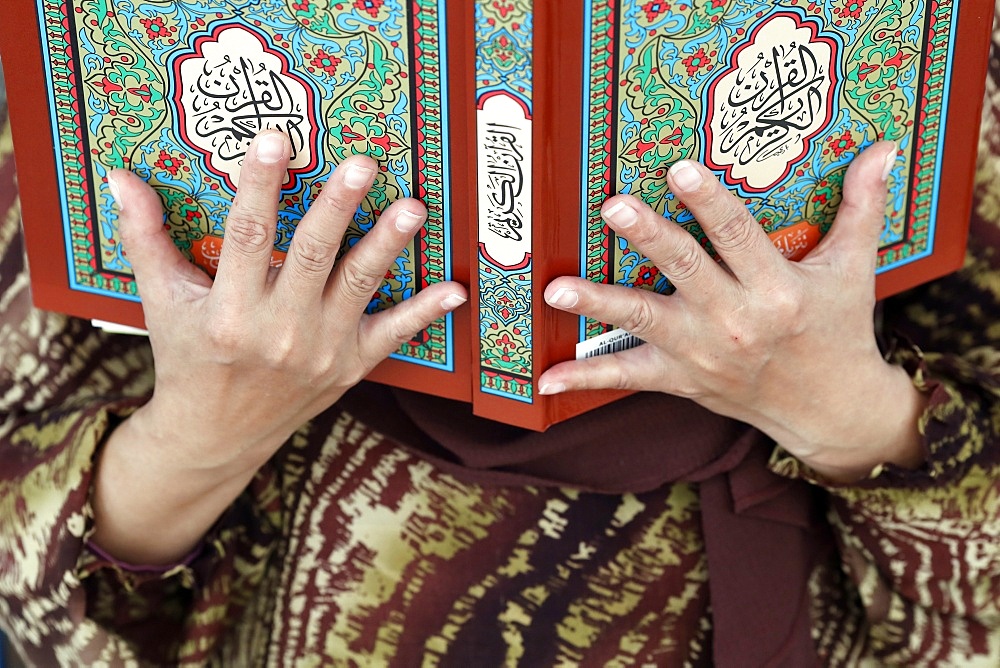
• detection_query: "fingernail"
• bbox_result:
[881,143,898,182]
[546,287,579,309]
[344,164,375,189]
[669,161,704,192]
[107,175,124,212]
[396,210,426,234]
[440,293,467,310]
[255,133,286,164]
[538,382,566,396]
[602,201,638,228]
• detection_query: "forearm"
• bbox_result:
[91,413,268,566]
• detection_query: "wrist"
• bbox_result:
[91,411,267,565]
[767,362,928,483]
[127,398,288,477]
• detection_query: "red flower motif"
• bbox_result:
[681,46,711,77]
[491,1,515,18]
[154,150,184,177]
[309,49,342,77]
[826,130,856,159]
[95,76,122,94]
[496,333,517,351]
[139,16,173,41]
[710,0,726,8]
[627,139,656,160]
[834,0,867,19]
[128,84,153,104]
[634,265,659,287]
[354,0,384,18]
[641,2,670,22]
[662,126,684,146]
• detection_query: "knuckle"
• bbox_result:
[328,345,366,386]
[711,208,758,252]
[720,285,806,352]
[117,217,139,248]
[627,215,667,250]
[342,366,368,388]
[203,316,246,362]
[721,315,757,350]
[719,301,762,351]
[299,347,336,381]
[383,318,418,350]
[265,328,297,367]
[225,212,272,252]
[336,260,381,303]
[321,183,364,217]
[674,380,703,400]
[663,243,705,284]
[764,284,805,321]
[609,367,633,391]
[291,233,337,277]
[618,296,658,338]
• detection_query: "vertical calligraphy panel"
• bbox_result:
[475,0,534,403]
[39,0,454,371]
[580,0,948,344]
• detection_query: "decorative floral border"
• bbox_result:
[40,0,453,369]
[475,0,535,402]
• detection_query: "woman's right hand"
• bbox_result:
[112,131,466,473]
[92,131,466,563]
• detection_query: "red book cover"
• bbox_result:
[1,0,992,430]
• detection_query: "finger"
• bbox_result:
[358,281,468,361]
[325,198,432,321]
[599,194,732,301]
[275,155,377,302]
[807,141,897,275]
[537,344,662,395]
[213,131,290,306]
[666,160,785,286]
[111,170,211,308]
[544,277,680,345]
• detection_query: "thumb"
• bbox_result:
[808,140,897,272]
[110,169,211,307]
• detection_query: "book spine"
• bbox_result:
[474,0,535,406]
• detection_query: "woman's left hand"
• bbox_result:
[538,142,927,482]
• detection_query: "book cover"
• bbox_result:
[1,0,992,429]
[3,0,476,405]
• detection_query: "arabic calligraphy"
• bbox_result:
[720,42,826,163]
[483,123,527,242]
[707,15,835,191]
[191,56,305,160]
[177,26,315,189]
[767,221,822,261]
[192,235,286,275]
[477,92,532,269]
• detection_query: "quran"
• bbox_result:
[1,0,991,429]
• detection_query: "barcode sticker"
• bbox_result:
[575,329,645,360]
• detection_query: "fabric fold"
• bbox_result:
[338,381,831,666]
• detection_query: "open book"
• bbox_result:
[1,0,990,429]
